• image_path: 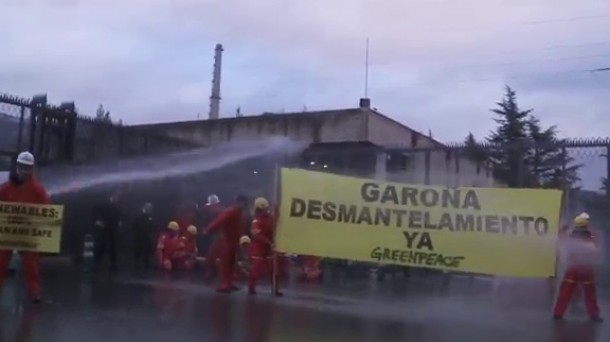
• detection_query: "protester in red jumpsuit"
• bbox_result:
[0,152,49,304]
[200,195,223,274]
[204,195,248,293]
[177,225,198,271]
[299,255,322,281]
[204,235,223,278]
[236,235,252,282]
[156,221,180,271]
[553,213,603,322]
[247,197,283,296]
[203,195,223,217]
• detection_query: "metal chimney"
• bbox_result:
[208,43,223,120]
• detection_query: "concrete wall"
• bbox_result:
[132,108,499,188]
[385,150,496,188]
[364,110,496,187]
[132,109,368,147]
[365,111,434,149]
[72,120,191,163]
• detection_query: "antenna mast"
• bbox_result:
[364,38,370,98]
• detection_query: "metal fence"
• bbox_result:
[303,139,609,216]
[0,92,196,168]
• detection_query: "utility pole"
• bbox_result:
[591,67,610,196]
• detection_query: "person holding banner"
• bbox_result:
[204,195,249,293]
[0,151,49,304]
[552,213,602,322]
[247,197,282,296]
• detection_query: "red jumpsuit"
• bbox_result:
[0,176,49,299]
[200,203,223,274]
[299,255,322,281]
[236,242,251,283]
[553,230,601,319]
[156,231,180,272]
[174,234,197,271]
[204,235,223,278]
[205,206,245,292]
[247,211,280,293]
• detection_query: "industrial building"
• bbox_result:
[132,98,495,188]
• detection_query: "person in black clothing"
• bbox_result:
[93,192,123,271]
[132,203,155,268]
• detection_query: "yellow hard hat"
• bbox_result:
[240,235,251,245]
[167,221,179,231]
[186,225,197,235]
[254,197,269,210]
[574,214,589,228]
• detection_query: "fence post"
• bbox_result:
[454,150,460,187]
[16,106,25,153]
[424,150,431,185]
[606,145,610,197]
[561,146,569,215]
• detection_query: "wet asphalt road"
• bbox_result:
[0,260,607,342]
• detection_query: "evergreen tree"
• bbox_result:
[486,86,532,187]
[95,104,112,123]
[527,116,582,188]
[463,132,488,169]
[480,86,581,189]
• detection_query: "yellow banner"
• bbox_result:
[0,202,64,253]
[276,168,563,278]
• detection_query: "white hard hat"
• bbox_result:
[207,195,219,205]
[579,212,590,220]
[16,151,35,166]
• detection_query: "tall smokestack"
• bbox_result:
[208,43,223,120]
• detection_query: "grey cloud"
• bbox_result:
[1,0,610,142]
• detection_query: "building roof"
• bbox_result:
[131,105,446,149]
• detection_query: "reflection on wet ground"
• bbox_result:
[0,260,607,341]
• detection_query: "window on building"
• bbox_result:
[411,134,418,147]
[386,152,410,171]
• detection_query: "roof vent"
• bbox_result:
[359,98,371,109]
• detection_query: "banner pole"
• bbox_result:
[271,164,280,295]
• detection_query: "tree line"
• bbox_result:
[463,86,581,190]
[94,104,122,126]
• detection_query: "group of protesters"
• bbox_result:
[0,150,604,323]
[89,190,323,295]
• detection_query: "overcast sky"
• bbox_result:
[1,0,609,187]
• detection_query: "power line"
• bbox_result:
[454,69,585,84]
[544,40,610,50]
[379,40,610,71]
[446,52,610,70]
[408,66,610,86]
[520,13,610,25]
